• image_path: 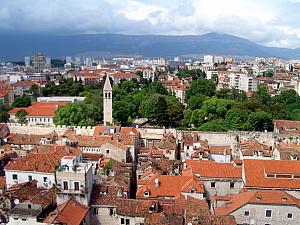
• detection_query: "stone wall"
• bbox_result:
[7,123,95,136]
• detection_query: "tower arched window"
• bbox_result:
[105,93,108,98]
[108,92,111,98]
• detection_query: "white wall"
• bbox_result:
[5,170,54,189]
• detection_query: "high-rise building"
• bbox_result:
[66,56,72,64]
[103,76,113,125]
[204,55,214,64]
[75,57,81,66]
[24,56,30,68]
[45,57,51,68]
[31,53,46,72]
[85,57,92,67]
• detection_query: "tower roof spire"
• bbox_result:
[103,75,112,91]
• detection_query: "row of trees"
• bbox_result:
[182,76,300,131]
[53,78,184,126]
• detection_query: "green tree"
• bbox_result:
[0,103,9,122]
[274,89,300,106]
[290,109,300,121]
[16,109,28,125]
[252,86,272,106]
[244,111,273,131]
[165,95,184,126]
[54,103,101,126]
[225,108,249,130]
[139,94,168,125]
[190,109,207,127]
[202,97,235,120]
[12,95,31,107]
[187,77,216,99]
[181,109,193,128]
[29,84,39,97]
[265,69,274,77]
[188,94,208,110]
[199,119,230,132]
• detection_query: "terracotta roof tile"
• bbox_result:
[186,160,242,179]
[44,198,88,225]
[9,102,66,117]
[215,190,300,216]
[5,145,80,173]
[136,173,204,199]
[244,159,300,189]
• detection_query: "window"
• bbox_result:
[126,219,130,225]
[106,149,110,154]
[63,181,68,190]
[265,209,272,218]
[74,182,79,191]
[121,218,125,225]
[287,213,293,219]
[12,174,18,180]
[93,208,98,214]
[28,204,31,209]
[210,182,216,188]
[28,175,32,182]
[43,177,47,182]
[230,182,235,188]
[190,188,195,193]
[109,208,114,216]
[144,192,149,197]
[244,211,250,217]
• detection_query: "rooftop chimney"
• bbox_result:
[154,178,160,188]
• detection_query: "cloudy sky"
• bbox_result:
[1,0,300,48]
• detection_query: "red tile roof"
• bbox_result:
[0,90,8,97]
[12,80,35,87]
[112,73,137,78]
[243,159,300,189]
[136,173,204,199]
[186,160,242,179]
[215,190,300,216]
[274,120,300,135]
[9,102,66,117]
[44,198,88,225]
[5,145,80,173]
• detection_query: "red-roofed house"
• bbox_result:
[4,145,81,188]
[111,73,138,84]
[0,90,8,105]
[185,160,243,200]
[12,80,35,96]
[243,159,300,198]
[136,172,204,200]
[213,190,300,225]
[44,198,89,225]
[8,102,66,125]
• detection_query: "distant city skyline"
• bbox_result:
[1,0,300,48]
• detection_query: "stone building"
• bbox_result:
[214,190,300,225]
[103,76,113,126]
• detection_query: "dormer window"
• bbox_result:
[117,190,122,197]
[190,188,195,193]
[291,155,298,160]
[144,192,149,197]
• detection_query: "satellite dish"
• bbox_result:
[14,199,20,205]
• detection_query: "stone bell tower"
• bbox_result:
[103,75,113,125]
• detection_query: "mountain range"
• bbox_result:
[1,32,300,60]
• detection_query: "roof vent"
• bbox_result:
[282,197,288,201]
[154,178,160,188]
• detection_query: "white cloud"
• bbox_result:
[1,0,300,48]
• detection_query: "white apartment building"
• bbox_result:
[229,73,258,92]
[204,55,214,64]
